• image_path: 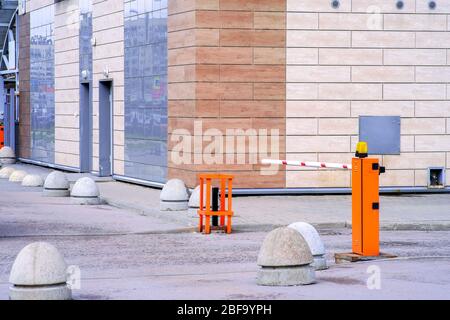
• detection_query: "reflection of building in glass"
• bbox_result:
[30,4,55,163]
[124,0,168,183]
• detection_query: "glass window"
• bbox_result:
[30,5,55,164]
[124,0,168,183]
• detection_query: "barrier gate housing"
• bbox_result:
[263,141,385,258]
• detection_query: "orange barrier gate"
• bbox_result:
[263,142,385,257]
[351,142,385,256]
[0,125,4,148]
[198,174,234,234]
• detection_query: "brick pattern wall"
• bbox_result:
[27,0,53,11]
[167,0,196,186]
[168,0,287,188]
[286,0,450,188]
[54,0,80,168]
[18,12,31,159]
[19,0,450,190]
[92,0,125,175]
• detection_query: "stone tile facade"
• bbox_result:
[18,0,450,191]
[167,0,287,188]
[286,0,450,189]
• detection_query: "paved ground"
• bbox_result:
[0,173,449,300]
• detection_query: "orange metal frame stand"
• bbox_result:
[0,125,4,148]
[198,174,234,234]
[352,157,381,256]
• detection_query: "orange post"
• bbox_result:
[352,143,384,257]
[0,125,4,148]
[198,174,234,234]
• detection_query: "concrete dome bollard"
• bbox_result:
[70,177,101,205]
[9,170,28,182]
[0,146,16,165]
[9,242,72,300]
[22,174,45,187]
[188,185,210,217]
[0,166,15,179]
[288,222,327,270]
[160,179,190,211]
[257,227,316,286]
[43,171,70,197]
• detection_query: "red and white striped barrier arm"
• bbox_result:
[261,159,352,170]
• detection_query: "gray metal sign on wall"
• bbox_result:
[359,116,401,155]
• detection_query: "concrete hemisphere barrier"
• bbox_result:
[288,222,327,270]
[9,242,72,300]
[22,174,45,187]
[0,166,15,179]
[9,170,28,182]
[43,171,70,197]
[257,227,316,286]
[70,177,101,205]
[188,185,210,217]
[0,146,16,164]
[160,179,190,211]
[188,185,202,209]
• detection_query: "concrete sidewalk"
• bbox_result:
[98,181,450,231]
[3,162,450,231]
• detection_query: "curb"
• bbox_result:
[99,196,197,228]
[380,222,450,231]
[101,196,160,216]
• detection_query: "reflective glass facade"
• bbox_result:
[79,0,93,82]
[30,5,55,163]
[124,0,168,183]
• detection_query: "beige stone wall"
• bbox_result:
[24,0,124,175]
[92,0,124,175]
[23,0,450,190]
[286,0,450,188]
[167,0,287,189]
[54,0,80,168]
[27,0,53,12]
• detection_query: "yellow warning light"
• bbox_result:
[355,142,368,158]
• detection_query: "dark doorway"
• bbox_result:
[79,82,92,172]
[98,80,112,177]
